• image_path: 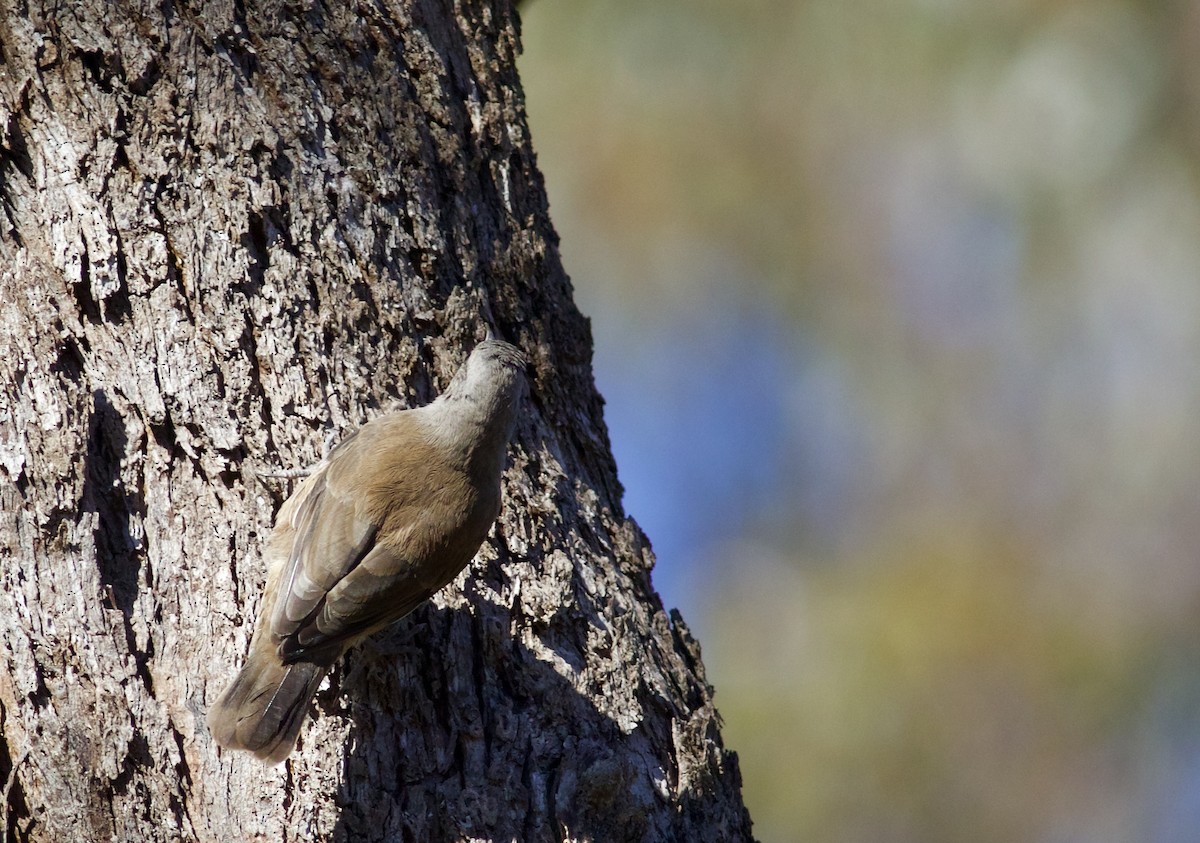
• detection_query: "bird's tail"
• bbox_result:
[207,648,329,765]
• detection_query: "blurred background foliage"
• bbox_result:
[518,1,1200,840]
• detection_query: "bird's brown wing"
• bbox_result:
[279,542,441,662]
[265,425,383,652]
[270,469,379,644]
[268,415,452,663]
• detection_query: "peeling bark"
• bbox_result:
[0,2,753,840]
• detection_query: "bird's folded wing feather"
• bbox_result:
[268,416,444,662]
[271,473,379,637]
[285,543,438,659]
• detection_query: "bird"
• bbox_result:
[207,338,528,763]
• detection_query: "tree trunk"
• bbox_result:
[0,2,752,841]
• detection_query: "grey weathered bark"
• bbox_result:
[0,2,753,841]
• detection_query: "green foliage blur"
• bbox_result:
[518,1,1200,841]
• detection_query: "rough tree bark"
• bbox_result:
[0,2,753,841]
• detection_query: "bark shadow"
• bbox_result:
[327,598,663,842]
[82,389,144,615]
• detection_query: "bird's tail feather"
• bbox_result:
[207,649,329,764]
